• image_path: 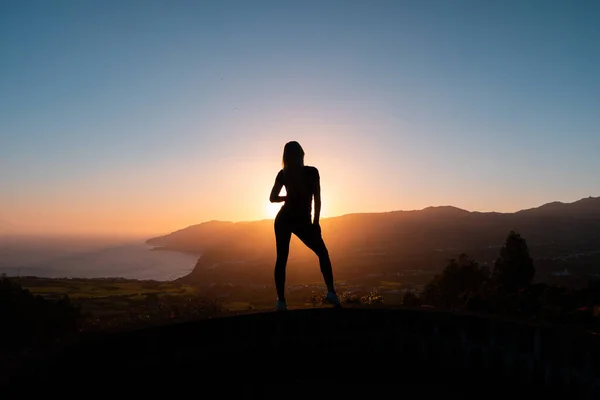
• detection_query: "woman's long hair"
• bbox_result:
[282,141,305,171]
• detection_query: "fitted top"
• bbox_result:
[276,166,319,216]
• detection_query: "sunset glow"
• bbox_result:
[2,3,600,393]
[1,2,599,236]
[265,202,283,220]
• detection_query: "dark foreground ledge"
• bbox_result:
[4,307,600,398]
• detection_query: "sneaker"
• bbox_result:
[325,291,342,307]
[276,299,287,311]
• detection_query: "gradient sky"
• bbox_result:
[1,0,599,236]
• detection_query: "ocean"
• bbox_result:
[0,235,198,281]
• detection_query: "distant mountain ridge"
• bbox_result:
[516,196,600,217]
[147,197,600,253]
[147,196,600,252]
[148,196,600,286]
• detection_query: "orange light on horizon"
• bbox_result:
[265,201,283,219]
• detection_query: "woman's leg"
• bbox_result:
[274,215,292,302]
[295,224,335,293]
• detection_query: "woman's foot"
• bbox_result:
[276,299,287,311]
[325,291,341,307]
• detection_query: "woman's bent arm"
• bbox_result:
[269,176,286,203]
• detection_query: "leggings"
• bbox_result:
[274,210,335,301]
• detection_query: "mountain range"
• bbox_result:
[147,196,600,286]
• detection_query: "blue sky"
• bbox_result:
[1,0,599,234]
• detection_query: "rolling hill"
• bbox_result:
[147,196,600,286]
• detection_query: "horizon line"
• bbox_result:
[170,194,600,230]
[3,194,598,238]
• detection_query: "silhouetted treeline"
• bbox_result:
[0,274,227,361]
[0,276,82,356]
[404,231,600,329]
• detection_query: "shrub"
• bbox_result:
[0,277,82,355]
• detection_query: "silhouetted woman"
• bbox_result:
[269,141,340,311]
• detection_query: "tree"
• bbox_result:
[421,253,488,308]
[0,277,82,354]
[491,231,535,293]
[402,291,421,306]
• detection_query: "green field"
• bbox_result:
[11,276,394,332]
[18,276,195,299]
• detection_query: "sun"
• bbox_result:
[265,202,282,219]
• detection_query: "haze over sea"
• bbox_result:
[0,235,197,281]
